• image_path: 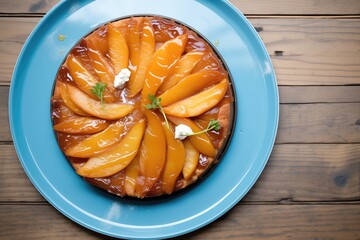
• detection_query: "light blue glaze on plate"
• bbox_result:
[9,0,278,239]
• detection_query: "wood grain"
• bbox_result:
[176,204,360,240]
[1,144,358,202]
[1,18,360,86]
[251,18,360,85]
[0,204,359,239]
[279,86,360,103]
[0,87,11,142]
[244,144,360,202]
[0,0,359,15]
[277,103,360,143]
[0,18,39,85]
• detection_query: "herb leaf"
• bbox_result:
[91,82,107,109]
[146,94,169,128]
[185,119,221,137]
[208,119,221,131]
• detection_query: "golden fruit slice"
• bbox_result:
[76,120,146,178]
[108,23,129,74]
[161,123,185,194]
[183,139,199,180]
[65,121,125,158]
[110,19,129,37]
[58,83,89,116]
[168,116,216,157]
[124,154,140,197]
[52,82,61,100]
[127,17,143,71]
[87,39,116,91]
[67,84,134,120]
[66,54,117,103]
[52,102,75,123]
[53,116,109,134]
[192,51,223,73]
[85,25,109,56]
[138,110,166,192]
[157,51,204,94]
[128,19,155,97]
[141,34,188,104]
[163,79,228,117]
[159,70,224,106]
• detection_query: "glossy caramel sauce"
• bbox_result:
[51,16,234,198]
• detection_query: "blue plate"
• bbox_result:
[9,0,278,239]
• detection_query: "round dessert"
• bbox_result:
[51,16,234,198]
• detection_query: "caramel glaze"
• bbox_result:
[51,16,234,198]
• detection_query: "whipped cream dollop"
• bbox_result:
[174,124,193,140]
[114,68,131,89]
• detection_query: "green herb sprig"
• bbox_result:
[186,119,221,136]
[146,94,169,128]
[91,82,107,109]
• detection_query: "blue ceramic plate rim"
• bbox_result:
[9,0,279,239]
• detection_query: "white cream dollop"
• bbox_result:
[113,68,131,89]
[174,124,193,140]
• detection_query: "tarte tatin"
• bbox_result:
[51,16,234,198]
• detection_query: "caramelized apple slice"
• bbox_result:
[108,23,129,74]
[124,154,140,197]
[52,82,61,100]
[67,84,134,120]
[65,121,125,158]
[159,71,224,106]
[168,116,216,157]
[157,51,204,94]
[163,79,228,117]
[52,102,75,124]
[141,34,188,104]
[53,116,109,134]
[192,51,224,73]
[127,17,143,71]
[85,25,109,56]
[87,39,116,91]
[110,19,129,37]
[138,110,166,193]
[183,139,199,180]
[76,120,146,178]
[67,54,117,103]
[161,123,185,194]
[58,83,89,116]
[128,19,155,97]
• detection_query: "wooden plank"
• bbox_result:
[0,204,359,239]
[2,85,360,143]
[251,18,360,85]
[0,18,39,85]
[243,144,360,202]
[0,145,44,202]
[1,18,360,86]
[277,103,360,143]
[279,86,360,103]
[1,144,359,202]
[177,204,360,240]
[0,0,359,15]
[231,0,360,15]
[0,87,11,142]
[0,0,58,14]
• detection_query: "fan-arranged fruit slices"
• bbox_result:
[51,16,234,198]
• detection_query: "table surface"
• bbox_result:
[1,0,360,239]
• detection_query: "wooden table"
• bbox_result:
[1,1,359,239]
